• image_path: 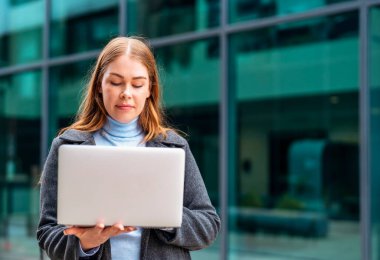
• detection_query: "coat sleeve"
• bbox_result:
[36,138,108,260]
[154,141,221,251]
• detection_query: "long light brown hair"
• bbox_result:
[59,36,171,142]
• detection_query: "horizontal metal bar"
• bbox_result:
[150,28,220,48]
[225,1,361,34]
[0,62,44,76]
[47,49,100,66]
[368,0,380,7]
[2,0,376,77]
[0,49,101,76]
[151,1,364,46]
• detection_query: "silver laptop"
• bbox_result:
[57,145,185,227]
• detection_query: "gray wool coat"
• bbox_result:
[37,129,220,260]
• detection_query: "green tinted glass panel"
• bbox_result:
[50,0,118,57]
[49,60,94,141]
[229,12,359,259]
[127,0,220,38]
[229,0,353,24]
[0,0,43,67]
[370,6,380,260]
[0,70,41,259]
[156,39,220,259]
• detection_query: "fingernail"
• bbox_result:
[63,230,67,235]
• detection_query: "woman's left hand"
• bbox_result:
[63,222,136,251]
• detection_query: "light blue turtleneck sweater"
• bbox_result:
[79,116,144,259]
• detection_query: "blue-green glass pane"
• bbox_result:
[49,60,94,141]
[50,0,119,57]
[0,0,43,67]
[230,11,359,259]
[127,0,220,38]
[0,70,41,259]
[229,0,353,24]
[156,39,220,259]
[370,6,380,260]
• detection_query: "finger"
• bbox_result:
[63,227,83,236]
[124,226,137,232]
[94,222,105,234]
[105,224,123,237]
[113,223,124,231]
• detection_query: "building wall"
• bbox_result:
[0,0,379,259]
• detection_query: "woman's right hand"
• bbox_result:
[63,222,136,251]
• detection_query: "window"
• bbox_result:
[229,12,360,259]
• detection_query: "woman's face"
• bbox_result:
[100,54,151,124]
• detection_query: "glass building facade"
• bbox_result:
[0,0,379,259]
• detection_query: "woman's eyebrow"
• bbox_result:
[132,76,147,80]
[108,73,147,80]
[109,72,124,78]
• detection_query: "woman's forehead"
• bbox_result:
[105,55,149,78]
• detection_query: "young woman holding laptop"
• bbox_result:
[37,37,220,259]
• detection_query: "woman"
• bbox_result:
[37,36,220,260]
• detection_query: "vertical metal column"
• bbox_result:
[119,0,126,36]
[219,0,228,259]
[39,0,51,259]
[359,1,371,260]
[41,0,50,168]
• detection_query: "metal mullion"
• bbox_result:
[368,0,380,7]
[150,28,220,48]
[149,1,362,49]
[41,0,50,167]
[0,49,100,76]
[359,2,371,260]
[0,1,369,77]
[220,0,228,259]
[226,0,361,34]
[41,0,50,257]
[119,0,126,36]
[0,62,43,77]
[47,49,100,67]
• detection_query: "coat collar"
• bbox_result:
[59,129,186,148]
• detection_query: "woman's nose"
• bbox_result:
[121,86,132,98]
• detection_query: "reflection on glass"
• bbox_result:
[230,12,359,259]
[49,60,94,141]
[155,39,220,259]
[50,0,119,57]
[0,0,43,67]
[229,0,352,24]
[127,0,220,38]
[370,6,380,260]
[0,70,41,259]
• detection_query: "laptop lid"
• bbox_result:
[57,145,185,227]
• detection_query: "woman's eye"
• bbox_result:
[111,82,122,86]
[133,85,143,88]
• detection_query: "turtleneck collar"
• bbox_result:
[102,116,143,139]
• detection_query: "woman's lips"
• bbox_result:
[116,104,134,110]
